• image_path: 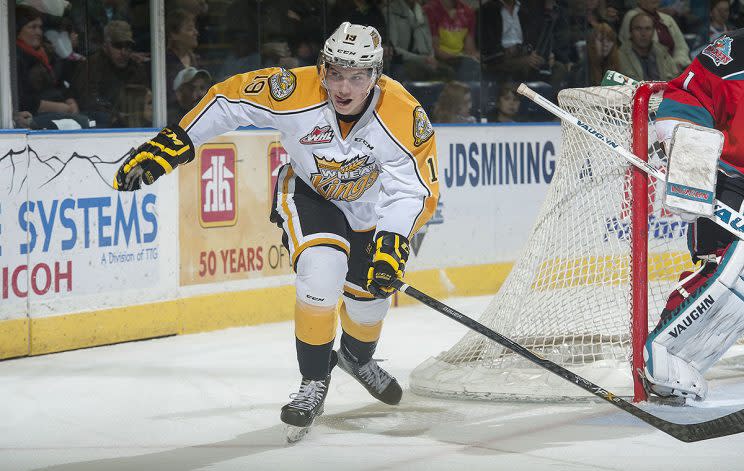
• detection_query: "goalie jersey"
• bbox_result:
[179,66,439,238]
[656,29,744,173]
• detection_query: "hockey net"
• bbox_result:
[410,82,695,401]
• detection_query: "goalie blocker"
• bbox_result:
[662,123,723,220]
[644,171,744,400]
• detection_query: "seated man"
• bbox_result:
[72,20,147,127]
[480,0,568,88]
[618,12,680,81]
[619,0,691,70]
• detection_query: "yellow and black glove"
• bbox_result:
[367,231,410,299]
[113,125,195,191]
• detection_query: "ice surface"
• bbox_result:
[1,295,743,471]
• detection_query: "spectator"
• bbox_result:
[488,85,521,123]
[527,0,572,85]
[166,9,199,115]
[481,0,567,87]
[382,0,454,81]
[45,15,85,100]
[619,0,691,70]
[112,84,152,128]
[261,41,298,69]
[585,0,622,28]
[72,20,147,127]
[45,16,84,63]
[219,0,260,80]
[423,0,480,81]
[290,1,325,67]
[432,81,476,123]
[166,9,198,72]
[618,12,679,81]
[168,66,212,123]
[81,0,132,53]
[658,0,702,36]
[585,22,621,85]
[15,5,88,129]
[330,0,387,36]
[708,0,735,41]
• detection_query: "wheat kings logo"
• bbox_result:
[269,68,296,101]
[413,106,434,147]
[310,154,380,202]
[300,125,334,145]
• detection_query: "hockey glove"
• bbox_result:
[113,125,195,191]
[367,231,410,299]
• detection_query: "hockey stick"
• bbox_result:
[393,278,744,442]
[517,83,744,241]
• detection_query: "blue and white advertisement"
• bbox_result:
[0,132,178,319]
[408,123,562,270]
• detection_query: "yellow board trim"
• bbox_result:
[0,318,29,359]
[0,262,515,359]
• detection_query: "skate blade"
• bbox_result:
[285,425,311,443]
[637,368,688,407]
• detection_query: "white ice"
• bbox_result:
[2,295,744,471]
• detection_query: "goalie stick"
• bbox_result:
[393,279,744,442]
[517,83,744,242]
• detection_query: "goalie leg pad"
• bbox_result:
[645,240,744,399]
[643,342,708,399]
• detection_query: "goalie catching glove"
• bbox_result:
[113,125,195,191]
[367,231,410,299]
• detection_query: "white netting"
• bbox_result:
[410,84,694,400]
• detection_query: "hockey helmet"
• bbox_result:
[318,22,384,93]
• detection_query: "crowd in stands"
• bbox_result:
[10,0,744,129]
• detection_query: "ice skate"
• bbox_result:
[337,346,402,405]
[281,375,331,443]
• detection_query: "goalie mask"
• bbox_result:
[318,22,384,114]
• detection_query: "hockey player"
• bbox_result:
[112,23,439,434]
[644,29,744,401]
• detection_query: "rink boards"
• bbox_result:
[0,124,560,359]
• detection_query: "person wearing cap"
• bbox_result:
[72,20,147,127]
[168,66,212,123]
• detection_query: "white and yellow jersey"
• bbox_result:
[179,66,439,238]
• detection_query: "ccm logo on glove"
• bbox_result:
[367,231,410,298]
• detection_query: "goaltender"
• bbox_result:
[644,30,744,402]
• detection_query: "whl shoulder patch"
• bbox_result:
[413,106,434,147]
[269,68,297,101]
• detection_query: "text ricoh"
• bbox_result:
[16,194,157,254]
[444,141,556,188]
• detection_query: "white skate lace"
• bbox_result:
[357,360,392,392]
[287,380,326,411]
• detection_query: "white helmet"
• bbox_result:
[318,22,384,91]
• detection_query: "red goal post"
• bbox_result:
[631,81,668,402]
